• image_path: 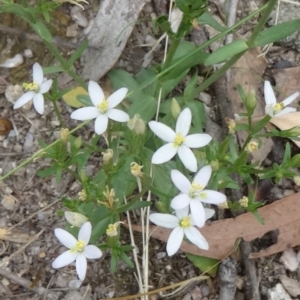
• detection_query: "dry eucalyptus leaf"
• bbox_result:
[228,47,273,164]
[0,228,30,243]
[131,192,300,260]
[81,0,147,81]
[269,112,300,147]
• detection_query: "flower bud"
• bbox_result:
[78,189,87,201]
[239,196,248,208]
[286,126,300,137]
[74,136,82,149]
[106,222,123,237]
[102,149,113,164]
[291,154,300,167]
[246,140,259,153]
[79,170,88,182]
[245,90,257,113]
[171,98,181,119]
[294,176,300,186]
[60,128,69,142]
[210,160,219,171]
[127,114,146,135]
[218,201,229,209]
[64,211,88,227]
[225,118,236,134]
[130,162,143,178]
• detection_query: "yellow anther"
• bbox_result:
[189,182,204,198]
[180,216,191,228]
[70,240,85,253]
[200,192,207,198]
[225,118,236,134]
[245,141,259,153]
[97,100,108,113]
[173,133,185,147]
[239,196,249,208]
[273,103,284,114]
[23,82,39,92]
[78,189,87,201]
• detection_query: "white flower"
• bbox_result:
[170,165,226,227]
[13,62,52,114]
[149,207,214,256]
[71,81,129,135]
[170,7,183,33]
[264,80,299,117]
[148,108,212,172]
[52,222,102,281]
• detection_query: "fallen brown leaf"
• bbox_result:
[0,228,30,243]
[131,192,300,259]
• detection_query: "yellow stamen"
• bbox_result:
[97,100,108,113]
[173,133,185,147]
[273,103,284,114]
[70,240,85,253]
[239,196,248,208]
[200,192,207,198]
[180,216,191,228]
[23,82,39,93]
[245,141,259,153]
[106,222,123,237]
[189,182,204,198]
[78,189,87,201]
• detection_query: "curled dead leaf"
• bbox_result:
[0,118,12,135]
[131,192,300,260]
[0,228,30,243]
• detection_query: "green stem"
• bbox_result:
[163,38,180,69]
[0,120,89,182]
[52,100,64,127]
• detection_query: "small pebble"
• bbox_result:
[1,195,16,211]
[69,279,82,289]
[23,49,33,58]
[280,248,299,271]
[70,6,88,27]
[1,278,10,286]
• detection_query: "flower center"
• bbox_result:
[180,216,191,228]
[273,103,284,114]
[189,182,204,198]
[70,240,85,253]
[97,99,108,113]
[173,133,185,148]
[23,82,39,93]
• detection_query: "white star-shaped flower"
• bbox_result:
[71,81,130,135]
[264,80,299,117]
[52,222,102,281]
[13,62,52,114]
[149,207,214,256]
[170,165,226,227]
[148,108,212,172]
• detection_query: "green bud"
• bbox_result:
[245,90,257,114]
[171,98,181,119]
[79,170,88,182]
[156,201,169,213]
[74,136,82,149]
[210,160,219,171]
[286,126,300,137]
[291,154,300,167]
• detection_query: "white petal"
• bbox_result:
[33,63,43,85]
[71,107,99,120]
[107,87,128,108]
[76,254,87,281]
[151,143,177,164]
[178,145,197,172]
[193,165,212,188]
[198,190,226,204]
[276,107,297,116]
[33,93,44,114]
[52,250,78,268]
[94,114,108,135]
[190,200,205,227]
[149,213,179,228]
[13,91,35,109]
[40,79,53,94]
[83,245,102,259]
[184,134,212,148]
[106,108,129,122]
[54,228,77,248]
[265,104,274,116]
[171,170,191,193]
[176,107,191,137]
[78,222,91,245]
[167,227,184,256]
[170,7,183,33]
[264,81,276,105]
[171,193,191,210]
[148,121,176,142]
[175,207,189,219]
[282,92,299,106]
[184,227,209,250]
[88,81,104,107]
[204,208,215,220]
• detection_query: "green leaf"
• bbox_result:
[120,252,134,268]
[90,216,112,243]
[135,68,158,97]
[68,40,89,66]
[43,65,65,75]
[36,165,58,178]
[117,200,151,213]
[252,19,300,47]
[77,94,93,106]
[187,101,205,132]
[31,21,52,43]
[186,253,219,276]
[128,95,157,121]
[198,12,226,32]
[205,39,248,65]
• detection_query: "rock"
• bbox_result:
[23,49,33,58]
[66,23,79,37]
[279,275,300,297]
[279,248,299,271]
[268,283,292,300]
[1,195,17,211]
[70,6,88,27]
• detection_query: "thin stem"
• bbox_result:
[52,100,64,127]
[0,120,89,181]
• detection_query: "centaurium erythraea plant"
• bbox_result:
[149,107,212,172]
[71,81,129,135]
[52,222,102,281]
[149,206,215,256]
[14,62,53,114]
[170,165,226,227]
[264,80,299,117]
